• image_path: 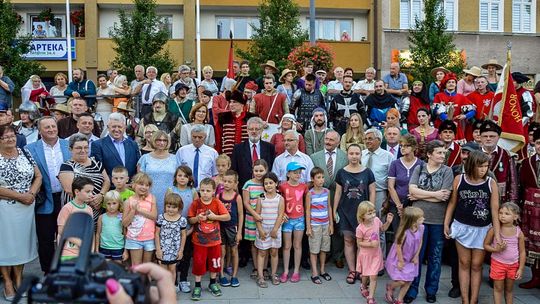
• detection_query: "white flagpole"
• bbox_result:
[65,0,73,82]
[196,0,201,82]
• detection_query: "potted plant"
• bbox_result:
[70,9,85,37]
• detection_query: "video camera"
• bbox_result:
[13,212,150,303]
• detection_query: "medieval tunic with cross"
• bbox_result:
[330,90,366,135]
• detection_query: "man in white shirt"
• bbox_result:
[138,66,167,117]
[69,112,99,155]
[353,67,376,97]
[327,67,345,95]
[272,129,314,183]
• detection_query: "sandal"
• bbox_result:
[250,268,258,280]
[346,271,356,284]
[271,274,280,285]
[256,277,268,288]
[320,272,332,281]
[279,272,289,283]
[310,276,322,284]
[367,297,376,304]
[360,283,370,298]
[290,272,300,283]
[385,283,394,303]
[263,268,271,280]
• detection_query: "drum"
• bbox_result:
[523,188,540,265]
[261,123,280,142]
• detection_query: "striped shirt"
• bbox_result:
[309,188,330,225]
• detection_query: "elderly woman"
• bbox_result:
[0,125,42,300]
[270,113,306,156]
[21,74,52,111]
[137,130,178,214]
[58,133,110,222]
[340,112,366,151]
[201,66,219,96]
[172,65,198,100]
[49,72,69,104]
[179,102,215,147]
[140,124,159,155]
[112,74,131,113]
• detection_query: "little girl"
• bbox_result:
[170,165,199,293]
[122,172,157,266]
[242,159,268,279]
[385,206,424,304]
[255,173,285,287]
[484,202,526,304]
[155,192,187,291]
[214,154,231,196]
[96,190,127,262]
[356,201,393,304]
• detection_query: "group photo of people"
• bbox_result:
[0,57,539,304]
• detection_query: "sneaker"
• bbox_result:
[175,284,181,293]
[208,283,222,297]
[230,277,240,287]
[179,281,191,293]
[219,276,231,287]
[191,286,202,301]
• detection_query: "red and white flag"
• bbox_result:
[226,30,235,79]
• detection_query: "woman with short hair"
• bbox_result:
[179,103,215,147]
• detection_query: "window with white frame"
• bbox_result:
[480,0,503,32]
[306,18,353,41]
[400,0,458,31]
[442,0,458,31]
[512,0,535,33]
[28,14,68,38]
[216,16,259,39]
[159,15,173,39]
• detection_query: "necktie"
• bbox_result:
[327,151,334,179]
[366,151,373,169]
[144,81,153,103]
[193,148,200,187]
[390,147,396,156]
[252,143,258,163]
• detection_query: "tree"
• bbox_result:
[406,0,464,85]
[237,0,308,77]
[109,0,175,80]
[0,0,44,97]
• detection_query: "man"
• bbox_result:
[220,60,240,92]
[315,70,328,96]
[305,107,332,155]
[330,74,366,135]
[512,72,535,133]
[0,65,15,108]
[353,67,376,97]
[480,120,518,203]
[467,76,494,121]
[91,112,141,178]
[64,68,96,108]
[137,66,167,117]
[140,92,181,148]
[272,129,314,183]
[383,62,409,102]
[234,60,255,93]
[0,104,25,148]
[26,116,71,273]
[327,67,345,95]
[517,121,540,163]
[438,119,461,167]
[292,74,325,133]
[57,97,101,139]
[310,130,347,268]
[15,101,40,144]
[130,65,146,92]
[70,112,99,155]
[243,81,258,112]
[256,60,280,92]
[176,124,218,188]
[172,65,198,100]
[250,75,288,124]
[381,126,402,160]
[168,83,195,124]
[364,80,398,129]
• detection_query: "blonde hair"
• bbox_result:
[30,75,41,82]
[160,73,171,84]
[104,190,122,212]
[203,66,213,73]
[216,154,231,167]
[356,201,375,224]
[395,207,424,245]
[149,130,171,150]
[345,112,365,145]
[132,172,152,187]
[164,192,183,210]
[500,202,521,226]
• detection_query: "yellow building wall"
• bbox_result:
[458,0,478,32]
[390,0,400,29]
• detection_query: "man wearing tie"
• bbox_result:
[138,66,167,117]
[382,126,402,160]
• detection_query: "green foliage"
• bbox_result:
[288,42,334,74]
[237,0,308,77]
[0,0,45,97]
[406,0,464,85]
[109,0,175,80]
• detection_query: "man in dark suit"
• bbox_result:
[381,126,402,160]
[91,112,140,178]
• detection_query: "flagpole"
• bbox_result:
[196,0,201,82]
[496,42,512,126]
[65,0,73,82]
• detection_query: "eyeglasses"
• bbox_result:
[0,135,16,140]
[155,138,168,143]
[73,146,89,151]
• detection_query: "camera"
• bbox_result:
[14,212,150,303]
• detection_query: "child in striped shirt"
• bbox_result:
[306,167,334,284]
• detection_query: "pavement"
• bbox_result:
[2,258,539,304]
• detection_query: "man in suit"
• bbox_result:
[381,126,402,160]
[310,130,348,268]
[26,116,71,273]
[91,112,140,178]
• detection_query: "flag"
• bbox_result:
[491,51,525,153]
[226,30,234,79]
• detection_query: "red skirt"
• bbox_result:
[523,188,540,265]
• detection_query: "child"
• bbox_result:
[122,172,157,266]
[356,201,393,304]
[306,167,333,284]
[255,172,285,287]
[218,170,243,287]
[111,166,135,202]
[279,161,309,283]
[187,178,231,300]
[242,159,268,279]
[484,202,526,304]
[214,154,231,196]
[385,206,424,304]
[96,190,127,262]
[170,165,199,293]
[57,176,94,260]
[155,192,187,293]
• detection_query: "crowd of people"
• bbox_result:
[0,58,540,304]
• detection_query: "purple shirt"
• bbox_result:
[388,158,423,204]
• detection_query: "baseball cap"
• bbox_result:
[461,142,481,152]
[286,161,306,172]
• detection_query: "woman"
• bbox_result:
[410,108,438,160]
[340,112,366,151]
[137,130,178,215]
[176,65,198,100]
[96,74,114,129]
[217,90,257,156]
[160,73,172,95]
[49,72,69,104]
[21,75,52,111]
[0,125,42,301]
[404,140,454,303]
[382,108,407,135]
[179,102,215,147]
[482,59,502,92]
[201,66,219,96]
[333,144,376,284]
[277,69,297,107]
[458,66,481,96]
[387,134,423,232]
[111,74,131,113]
[15,101,40,144]
[407,80,430,130]
[58,134,110,223]
[428,67,449,103]
[140,124,159,155]
[270,114,306,156]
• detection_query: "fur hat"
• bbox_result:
[438,119,457,134]
[479,120,502,135]
[226,90,247,104]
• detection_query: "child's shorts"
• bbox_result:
[282,217,305,232]
[192,243,221,276]
[125,239,155,251]
[308,224,331,254]
[220,225,238,247]
[490,258,519,280]
[99,247,124,261]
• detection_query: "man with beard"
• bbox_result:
[330,75,366,135]
[467,76,494,121]
[438,119,462,167]
[305,107,333,155]
[292,74,325,133]
[64,68,96,108]
[250,75,288,124]
[57,97,102,138]
[138,92,181,150]
[364,80,397,129]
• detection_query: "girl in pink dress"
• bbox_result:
[356,201,394,304]
[384,207,425,304]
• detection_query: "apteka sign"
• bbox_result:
[23,39,76,60]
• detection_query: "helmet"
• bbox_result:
[18,100,41,121]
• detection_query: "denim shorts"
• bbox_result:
[125,239,155,251]
[282,217,305,232]
[99,247,124,261]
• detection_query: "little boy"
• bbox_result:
[57,176,94,261]
[188,178,231,300]
[111,166,135,201]
[305,167,333,284]
[218,170,243,287]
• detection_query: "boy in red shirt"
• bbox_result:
[188,178,231,300]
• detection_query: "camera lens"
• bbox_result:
[94,270,115,283]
